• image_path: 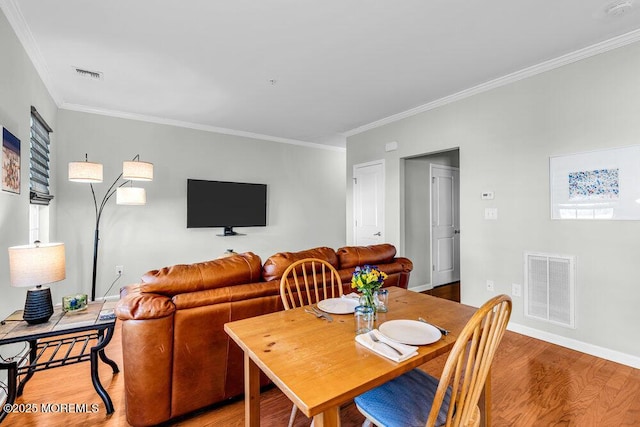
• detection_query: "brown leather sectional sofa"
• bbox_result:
[116,243,413,426]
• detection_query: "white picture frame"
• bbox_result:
[550,145,640,220]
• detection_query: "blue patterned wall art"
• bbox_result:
[568,168,619,201]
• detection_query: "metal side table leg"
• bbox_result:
[96,329,119,374]
[90,325,118,414]
[0,361,18,423]
[16,340,37,397]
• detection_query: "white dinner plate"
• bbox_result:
[379,319,441,345]
[317,298,359,314]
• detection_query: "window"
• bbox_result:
[29,204,49,243]
[29,106,53,205]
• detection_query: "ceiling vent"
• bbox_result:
[74,67,103,80]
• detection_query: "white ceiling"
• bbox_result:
[4,0,640,148]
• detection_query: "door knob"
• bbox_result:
[454,230,460,234]
[373,232,381,236]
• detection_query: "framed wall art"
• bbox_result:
[550,145,640,220]
[2,127,21,195]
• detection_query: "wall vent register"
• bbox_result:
[524,252,576,328]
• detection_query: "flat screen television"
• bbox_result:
[187,179,267,235]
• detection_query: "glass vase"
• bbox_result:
[359,291,377,317]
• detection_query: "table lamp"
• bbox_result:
[8,242,66,325]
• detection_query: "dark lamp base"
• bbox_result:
[23,286,53,325]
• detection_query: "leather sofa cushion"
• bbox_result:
[172,280,281,310]
[337,243,397,269]
[139,252,262,296]
[262,246,338,282]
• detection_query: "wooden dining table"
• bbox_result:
[224,286,484,427]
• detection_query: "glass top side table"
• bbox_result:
[0,301,119,423]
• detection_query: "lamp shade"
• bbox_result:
[69,161,103,183]
[8,242,66,287]
[116,187,146,205]
[123,160,153,181]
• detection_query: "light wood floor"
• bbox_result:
[3,317,639,426]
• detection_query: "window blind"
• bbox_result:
[30,106,54,205]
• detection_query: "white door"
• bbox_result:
[353,160,384,245]
[431,165,460,286]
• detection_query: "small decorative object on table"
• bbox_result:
[351,265,388,316]
[62,294,88,312]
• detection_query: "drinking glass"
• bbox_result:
[375,289,389,313]
[354,305,374,334]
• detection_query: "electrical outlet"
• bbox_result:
[486,280,494,292]
[512,283,522,297]
[115,265,124,275]
[484,207,498,220]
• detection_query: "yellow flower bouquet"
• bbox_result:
[351,265,388,311]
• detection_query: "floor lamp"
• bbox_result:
[68,154,153,301]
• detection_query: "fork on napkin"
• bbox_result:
[355,329,418,362]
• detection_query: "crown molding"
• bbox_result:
[60,103,346,152]
[344,28,640,138]
[1,0,342,151]
[7,0,639,149]
[0,0,62,106]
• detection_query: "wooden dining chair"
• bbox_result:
[279,258,344,426]
[354,294,512,427]
[279,258,343,310]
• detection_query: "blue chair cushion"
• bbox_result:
[354,368,452,427]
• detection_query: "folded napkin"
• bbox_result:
[355,329,419,362]
[342,293,360,300]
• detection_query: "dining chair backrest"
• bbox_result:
[427,294,512,427]
[279,258,343,310]
[279,258,344,427]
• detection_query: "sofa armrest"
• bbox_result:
[116,285,176,426]
[392,257,413,289]
[116,284,176,320]
[394,256,413,273]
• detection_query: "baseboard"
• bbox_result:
[408,283,432,293]
[508,322,640,369]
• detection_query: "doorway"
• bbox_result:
[403,149,460,291]
[353,160,385,246]
[431,164,460,287]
